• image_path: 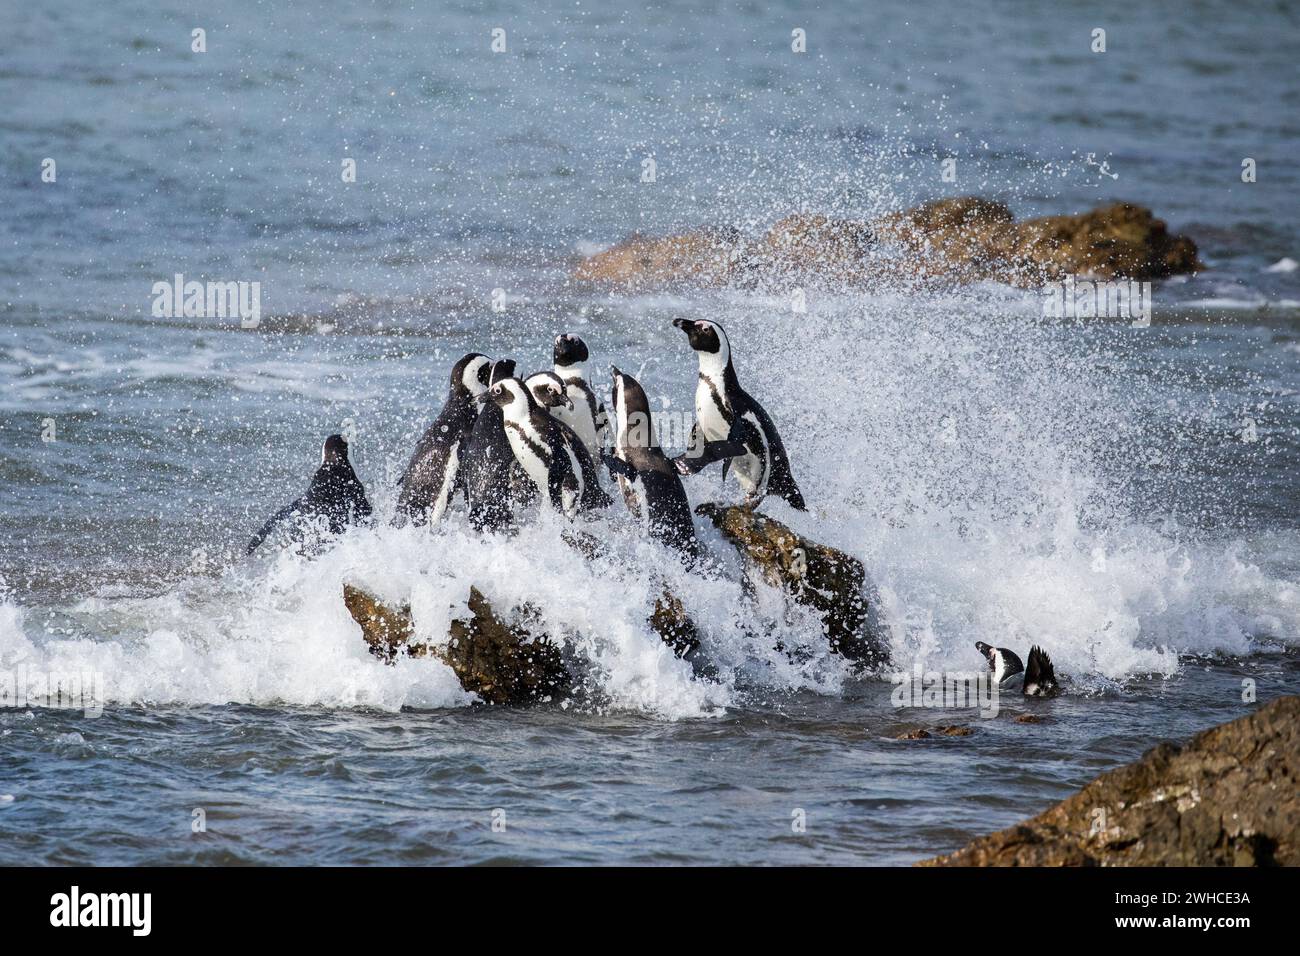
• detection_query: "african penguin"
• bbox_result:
[524,371,574,413]
[975,641,1061,698]
[488,377,612,517]
[1023,645,1060,698]
[552,333,608,459]
[395,352,491,526]
[247,434,372,553]
[974,641,1024,686]
[602,365,703,560]
[671,318,806,511]
[460,358,522,532]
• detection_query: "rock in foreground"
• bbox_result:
[695,503,889,667]
[343,583,569,706]
[920,695,1300,866]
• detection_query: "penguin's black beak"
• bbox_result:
[672,318,691,332]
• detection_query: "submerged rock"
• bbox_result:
[342,583,569,706]
[694,503,888,667]
[920,695,1300,866]
[561,527,702,659]
[573,198,1201,290]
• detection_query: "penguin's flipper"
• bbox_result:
[247,500,303,554]
[1024,646,1060,697]
[674,438,749,475]
[602,452,637,480]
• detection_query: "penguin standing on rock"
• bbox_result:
[460,358,521,532]
[489,377,612,518]
[551,333,608,459]
[247,435,372,553]
[671,318,806,511]
[975,641,1061,698]
[602,365,702,561]
[524,371,574,413]
[395,352,490,525]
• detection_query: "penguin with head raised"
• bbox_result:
[488,377,612,518]
[460,358,522,532]
[602,365,702,561]
[248,434,372,553]
[975,641,1060,698]
[551,333,608,460]
[671,318,806,511]
[395,352,491,526]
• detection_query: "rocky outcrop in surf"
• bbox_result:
[344,583,569,706]
[695,503,889,667]
[573,198,1202,290]
[919,695,1300,866]
[341,504,887,703]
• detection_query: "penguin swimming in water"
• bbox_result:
[671,318,806,511]
[601,365,703,561]
[395,352,491,525]
[460,358,521,532]
[247,434,372,553]
[488,377,612,518]
[974,641,1061,698]
[551,333,608,460]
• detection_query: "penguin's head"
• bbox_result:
[488,377,531,412]
[322,434,350,464]
[452,352,491,399]
[525,371,573,410]
[975,641,1024,685]
[476,359,518,404]
[672,318,729,360]
[553,333,589,369]
[610,365,654,449]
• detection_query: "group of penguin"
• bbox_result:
[247,318,805,563]
[245,317,1065,696]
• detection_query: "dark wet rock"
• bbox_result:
[938,725,974,737]
[649,587,701,659]
[573,199,1200,290]
[694,503,888,667]
[343,583,414,663]
[342,583,569,706]
[1015,713,1047,724]
[444,587,570,706]
[921,695,1300,867]
[897,728,931,740]
[561,527,702,659]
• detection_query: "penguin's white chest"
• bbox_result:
[695,375,730,441]
[429,444,460,523]
[504,424,551,493]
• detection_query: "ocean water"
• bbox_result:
[1,0,1298,865]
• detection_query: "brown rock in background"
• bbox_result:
[572,227,745,289]
[572,198,1201,290]
[920,695,1300,866]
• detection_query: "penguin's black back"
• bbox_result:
[461,359,518,531]
[396,398,478,521]
[247,437,371,553]
[735,387,805,511]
